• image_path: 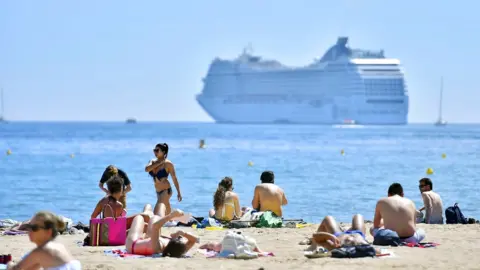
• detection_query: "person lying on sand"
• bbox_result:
[252,171,288,217]
[370,183,426,243]
[7,211,81,270]
[125,204,198,257]
[301,214,369,251]
[209,177,244,222]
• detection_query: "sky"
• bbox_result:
[1,0,479,123]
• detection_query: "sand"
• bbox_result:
[1,223,480,270]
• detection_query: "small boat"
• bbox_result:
[125,118,137,124]
[343,119,356,125]
[434,77,447,126]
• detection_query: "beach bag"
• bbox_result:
[445,203,467,224]
[89,204,127,246]
[256,211,282,228]
[220,231,258,258]
[331,245,376,258]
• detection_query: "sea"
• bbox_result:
[0,122,479,224]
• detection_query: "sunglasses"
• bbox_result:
[153,149,160,153]
[419,185,426,189]
[25,224,47,232]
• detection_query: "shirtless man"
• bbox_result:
[370,183,426,244]
[417,178,444,224]
[126,204,198,257]
[251,171,287,217]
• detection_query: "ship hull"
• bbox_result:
[197,95,408,125]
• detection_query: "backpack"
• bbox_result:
[445,203,467,224]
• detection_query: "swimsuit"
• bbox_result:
[150,168,172,196]
[131,236,171,255]
[334,230,366,239]
[214,200,238,221]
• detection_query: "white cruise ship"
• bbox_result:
[196,37,409,125]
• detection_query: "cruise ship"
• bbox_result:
[196,37,409,125]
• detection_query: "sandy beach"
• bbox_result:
[1,223,480,270]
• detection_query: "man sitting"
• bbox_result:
[370,183,426,244]
[251,171,287,217]
[417,178,444,224]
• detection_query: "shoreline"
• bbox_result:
[1,223,479,269]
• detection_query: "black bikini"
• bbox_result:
[150,168,172,196]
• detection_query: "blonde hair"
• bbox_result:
[34,211,66,238]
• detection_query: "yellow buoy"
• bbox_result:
[426,168,434,175]
[340,149,345,155]
[441,153,446,159]
[70,154,75,158]
[248,161,254,166]
[6,149,11,155]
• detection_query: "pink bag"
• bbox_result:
[89,204,126,246]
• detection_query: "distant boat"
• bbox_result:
[434,77,447,126]
[0,88,6,123]
[125,118,137,124]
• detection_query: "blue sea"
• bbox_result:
[1,122,479,224]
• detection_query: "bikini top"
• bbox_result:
[149,167,169,180]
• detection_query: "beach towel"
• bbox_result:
[400,242,439,248]
[256,211,282,228]
[104,249,192,259]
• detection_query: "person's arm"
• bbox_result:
[91,199,104,219]
[233,194,242,218]
[7,249,42,270]
[252,186,260,210]
[312,232,340,250]
[171,230,199,252]
[151,210,184,252]
[168,162,182,201]
[119,170,132,193]
[419,206,425,211]
[145,159,162,173]
[281,190,288,206]
[421,193,433,224]
[98,170,109,193]
[373,201,382,229]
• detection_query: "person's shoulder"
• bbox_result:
[165,159,174,165]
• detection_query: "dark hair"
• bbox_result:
[260,171,274,184]
[419,178,433,190]
[213,177,233,209]
[156,143,169,159]
[106,175,124,194]
[162,237,187,257]
[388,183,403,196]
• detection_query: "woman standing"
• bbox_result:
[145,143,182,216]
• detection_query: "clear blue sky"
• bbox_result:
[1,0,479,122]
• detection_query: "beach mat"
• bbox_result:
[104,249,192,259]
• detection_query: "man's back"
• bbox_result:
[422,191,444,224]
[252,183,287,217]
[377,195,416,237]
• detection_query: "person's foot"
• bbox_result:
[299,238,312,245]
[170,209,184,218]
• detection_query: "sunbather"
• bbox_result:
[91,174,125,219]
[208,177,244,222]
[6,211,81,270]
[126,204,198,257]
[304,214,369,251]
